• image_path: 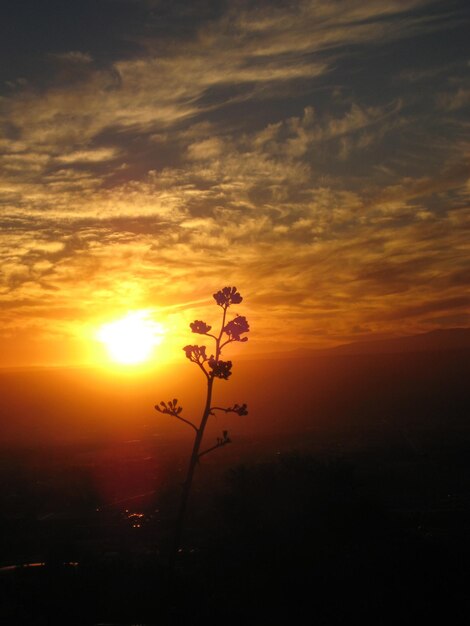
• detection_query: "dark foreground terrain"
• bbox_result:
[0,434,469,625]
[0,344,469,624]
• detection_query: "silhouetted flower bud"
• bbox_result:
[224,315,250,341]
[233,403,248,416]
[208,358,232,379]
[190,320,212,334]
[213,286,243,308]
[183,345,208,363]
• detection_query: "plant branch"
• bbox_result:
[219,338,233,351]
[196,361,209,379]
[210,403,248,416]
[216,304,228,359]
[210,406,231,414]
[198,434,232,459]
[155,400,199,432]
[171,413,199,433]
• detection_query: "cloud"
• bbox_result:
[187,137,224,161]
[436,87,470,111]
[0,0,469,362]
[0,0,440,159]
[376,296,470,322]
[55,148,121,163]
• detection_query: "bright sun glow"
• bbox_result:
[97,311,165,365]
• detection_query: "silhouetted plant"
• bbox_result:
[155,286,249,569]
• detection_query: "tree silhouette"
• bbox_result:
[155,286,249,569]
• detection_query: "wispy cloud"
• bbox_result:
[0,0,469,363]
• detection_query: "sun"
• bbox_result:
[97,311,165,365]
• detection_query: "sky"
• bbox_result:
[1,0,469,367]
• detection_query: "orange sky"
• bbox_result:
[1,0,469,368]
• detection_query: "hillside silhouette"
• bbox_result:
[316,327,470,355]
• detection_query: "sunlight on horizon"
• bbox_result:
[96,311,166,366]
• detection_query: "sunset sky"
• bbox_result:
[1,0,469,368]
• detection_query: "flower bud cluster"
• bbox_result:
[213,286,243,308]
[208,358,232,379]
[155,398,182,415]
[224,315,249,342]
[190,320,212,335]
[183,344,208,364]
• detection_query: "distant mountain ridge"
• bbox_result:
[247,328,470,361]
[315,328,470,356]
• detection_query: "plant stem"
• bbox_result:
[169,376,213,571]
[168,304,227,572]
